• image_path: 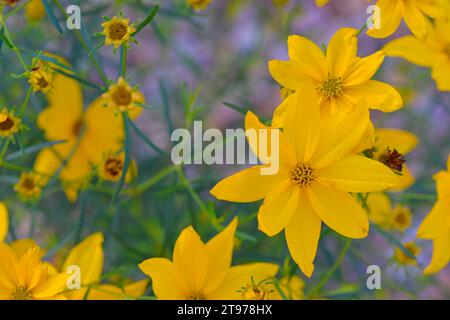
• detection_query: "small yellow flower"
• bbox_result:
[28,59,55,93]
[14,172,42,201]
[368,0,448,40]
[0,108,21,137]
[102,77,144,117]
[417,155,450,274]
[0,243,68,300]
[269,28,403,118]
[139,218,280,300]
[315,0,330,7]
[394,242,421,266]
[101,16,136,49]
[211,84,398,277]
[98,152,138,183]
[187,0,212,11]
[391,206,412,232]
[273,275,305,300]
[366,193,412,232]
[383,5,450,91]
[0,202,8,242]
[25,0,46,22]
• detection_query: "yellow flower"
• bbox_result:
[102,77,144,117]
[367,0,448,40]
[14,172,43,201]
[101,16,136,49]
[0,202,8,242]
[360,128,418,191]
[0,243,68,300]
[417,155,450,274]
[25,0,45,22]
[315,0,330,7]
[59,232,148,300]
[0,108,21,137]
[269,28,403,118]
[394,242,421,266]
[33,56,125,202]
[187,0,212,11]
[273,275,304,300]
[383,10,450,91]
[28,59,55,93]
[139,218,280,300]
[98,152,138,183]
[210,83,398,277]
[366,193,412,232]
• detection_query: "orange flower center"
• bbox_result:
[72,119,84,136]
[0,115,14,131]
[318,75,343,99]
[21,177,36,191]
[291,164,315,187]
[112,86,132,106]
[104,158,124,178]
[379,148,405,173]
[190,292,206,300]
[11,286,33,300]
[109,22,128,40]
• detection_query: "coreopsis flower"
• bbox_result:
[25,0,45,22]
[366,193,412,232]
[360,128,418,192]
[101,16,136,49]
[187,0,212,11]
[28,59,55,93]
[33,56,125,202]
[315,0,329,7]
[417,155,450,274]
[394,242,421,266]
[0,243,68,300]
[59,233,148,300]
[102,77,144,117]
[0,202,8,242]
[269,28,403,116]
[0,108,21,137]
[383,13,450,91]
[139,218,280,300]
[14,172,43,201]
[211,84,398,277]
[98,152,137,183]
[367,0,448,40]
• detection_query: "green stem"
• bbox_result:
[0,12,29,71]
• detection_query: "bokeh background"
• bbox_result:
[1,0,449,299]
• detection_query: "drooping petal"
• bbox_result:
[308,183,369,239]
[210,166,289,203]
[207,263,279,300]
[316,155,398,193]
[203,218,238,294]
[139,258,188,300]
[388,164,415,192]
[403,0,432,40]
[285,190,322,277]
[367,0,403,39]
[343,51,385,87]
[268,60,308,90]
[375,128,418,155]
[0,202,8,243]
[283,84,321,163]
[258,181,300,237]
[310,103,369,168]
[327,28,358,77]
[431,58,450,91]
[383,36,437,67]
[173,226,208,295]
[417,201,449,239]
[424,232,450,275]
[344,80,403,112]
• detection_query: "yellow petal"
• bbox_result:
[365,192,392,226]
[327,28,358,77]
[343,51,385,87]
[124,279,149,298]
[287,35,327,82]
[415,0,448,20]
[258,181,300,237]
[315,0,330,7]
[403,0,432,40]
[285,190,321,277]
[245,111,275,164]
[383,36,437,67]
[139,258,187,300]
[0,243,19,290]
[32,273,68,299]
[308,183,369,238]
[173,226,208,294]
[345,80,403,112]
[431,58,450,91]
[310,102,369,168]
[316,155,398,193]
[10,239,39,257]
[207,263,279,300]
[435,169,450,200]
[204,218,238,294]
[284,84,321,163]
[375,128,418,155]
[388,164,415,192]
[0,202,8,243]
[367,0,403,39]
[210,166,288,203]
[86,284,126,300]
[424,232,450,275]
[268,60,308,90]
[271,95,291,128]
[62,232,104,286]
[417,200,450,239]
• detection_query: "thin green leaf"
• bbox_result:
[132,5,160,36]
[5,140,66,161]
[42,0,64,34]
